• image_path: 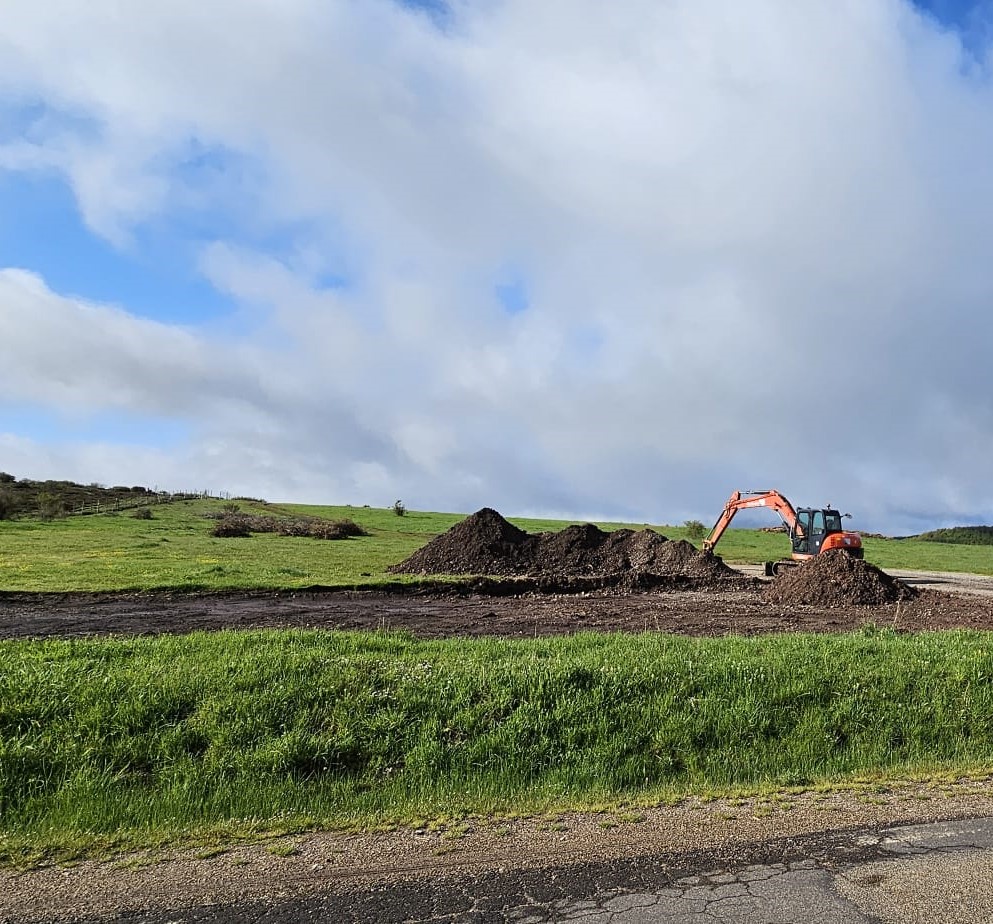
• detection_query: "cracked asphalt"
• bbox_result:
[48,816,993,923]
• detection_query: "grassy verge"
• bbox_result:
[3,628,993,862]
[2,500,990,594]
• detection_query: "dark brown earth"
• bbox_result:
[1,583,990,641]
[762,550,917,606]
[390,507,741,583]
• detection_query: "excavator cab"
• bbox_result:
[791,508,845,557]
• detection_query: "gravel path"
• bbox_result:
[3,779,993,922]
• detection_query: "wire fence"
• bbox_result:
[66,492,221,517]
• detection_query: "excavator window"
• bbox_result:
[812,511,826,533]
[824,511,842,534]
[794,510,811,554]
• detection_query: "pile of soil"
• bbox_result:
[389,508,741,585]
[391,508,532,575]
[762,550,916,606]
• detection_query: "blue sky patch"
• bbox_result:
[0,404,190,449]
[911,0,993,55]
[0,99,100,146]
[0,169,235,326]
[912,0,990,28]
[397,0,451,28]
[495,277,530,315]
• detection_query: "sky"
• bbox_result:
[2,0,993,535]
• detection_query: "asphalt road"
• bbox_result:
[71,816,993,923]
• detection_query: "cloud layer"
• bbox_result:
[2,0,993,531]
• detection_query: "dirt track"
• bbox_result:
[1,568,992,640]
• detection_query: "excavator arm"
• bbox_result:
[702,490,801,552]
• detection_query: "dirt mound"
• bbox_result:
[527,525,681,575]
[680,547,743,581]
[529,523,615,574]
[615,528,670,570]
[762,551,916,606]
[390,508,531,576]
[390,509,743,587]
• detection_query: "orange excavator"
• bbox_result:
[702,489,863,576]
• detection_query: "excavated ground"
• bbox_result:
[0,583,987,642]
[3,509,985,641]
[762,550,917,606]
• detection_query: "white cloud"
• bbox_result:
[2,1,993,531]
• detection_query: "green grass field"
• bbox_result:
[3,627,993,862]
[3,500,993,862]
[1,499,990,593]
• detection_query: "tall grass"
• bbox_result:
[3,628,993,857]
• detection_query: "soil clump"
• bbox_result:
[390,508,532,576]
[390,508,741,586]
[761,550,916,606]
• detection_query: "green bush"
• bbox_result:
[36,492,66,521]
[684,519,707,541]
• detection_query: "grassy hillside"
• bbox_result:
[3,627,993,861]
[1,499,991,592]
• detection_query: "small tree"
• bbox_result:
[392,499,407,517]
[0,488,14,520]
[37,492,66,521]
[684,519,707,542]
[0,472,14,484]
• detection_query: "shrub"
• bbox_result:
[131,507,153,520]
[209,513,367,540]
[0,488,15,520]
[222,502,241,515]
[276,519,311,538]
[684,519,707,542]
[37,492,66,521]
[307,519,369,540]
[211,517,252,538]
[393,499,407,517]
[0,472,14,484]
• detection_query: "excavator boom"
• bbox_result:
[702,490,800,551]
